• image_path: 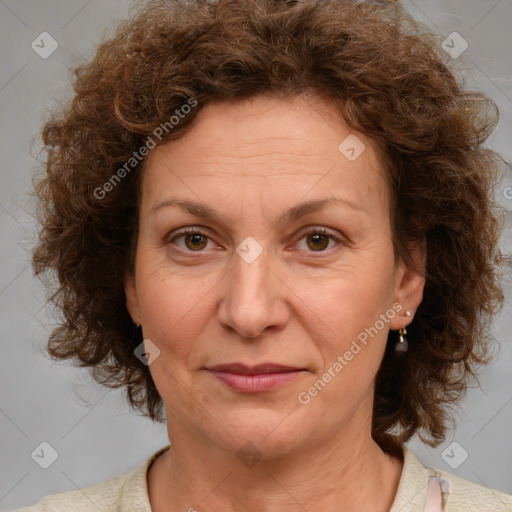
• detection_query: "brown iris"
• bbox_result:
[182,231,331,252]
[306,233,329,251]
[184,233,208,251]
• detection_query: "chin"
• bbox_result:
[209,407,312,459]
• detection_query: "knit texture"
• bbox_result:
[16,444,512,511]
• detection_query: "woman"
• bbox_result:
[20,0,512,510]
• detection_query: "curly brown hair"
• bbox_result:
[32,0,507,448]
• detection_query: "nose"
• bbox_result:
[217,248,290,339]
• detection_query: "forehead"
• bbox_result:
[140,94,389,219]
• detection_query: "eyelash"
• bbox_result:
[167,226,345,255]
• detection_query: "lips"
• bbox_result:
[206,363,304,375]
[205,363,306,392]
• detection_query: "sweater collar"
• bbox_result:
[389,444,431,512]
[120,444,171,512]
[120,443,430,512]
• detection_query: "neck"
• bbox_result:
[148,421,404,512]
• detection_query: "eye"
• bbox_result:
[295,227,345,253]
[169,228,217,252]
[167,226,345,254]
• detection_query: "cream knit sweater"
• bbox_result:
[17,444,512,511]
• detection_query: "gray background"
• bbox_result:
[1,1,511,510]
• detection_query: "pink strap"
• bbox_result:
[423,476,450,511]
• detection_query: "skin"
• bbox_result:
[124,93,426,512]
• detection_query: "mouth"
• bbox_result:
[205,363,307,392]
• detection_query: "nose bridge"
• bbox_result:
[233,244,270,300]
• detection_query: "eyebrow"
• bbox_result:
[149,196,368,224]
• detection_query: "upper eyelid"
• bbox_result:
[169,225,340,238]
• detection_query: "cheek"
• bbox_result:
[135,254,213,361]
[136,271,212,404]
[293,256,395,344]
[298,274,394,412]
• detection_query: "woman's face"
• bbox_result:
[125,94,425,457]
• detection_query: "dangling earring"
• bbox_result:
[395,309,412,353]
[395,327,408,353]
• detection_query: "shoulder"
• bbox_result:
[15,445,171,512]
[15,472,129,512]
[432,466,512,511]
[396,444,512,512]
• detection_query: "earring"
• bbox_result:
[395,327,408,353]
[395,309,412,353]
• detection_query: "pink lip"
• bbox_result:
[206,363,306,392]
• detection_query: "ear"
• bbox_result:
[124,271,141,325]
[388,239,426,331]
